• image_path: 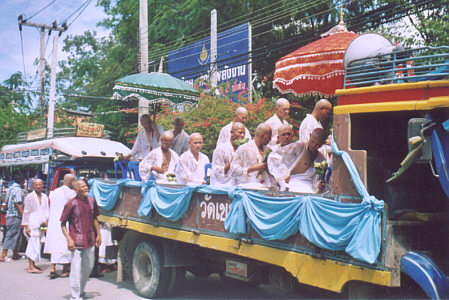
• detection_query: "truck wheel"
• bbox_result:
[132,241,169,298]
[166,267,186,295]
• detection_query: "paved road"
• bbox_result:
[0,255,341,300]
[0,232,339,299]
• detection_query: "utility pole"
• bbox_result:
[18,16,67,128]
[139,0,149,129]
[47,35,58,139]
[210,9,217,88]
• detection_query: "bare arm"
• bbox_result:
[61,222,75,251]
[93,218,102,247]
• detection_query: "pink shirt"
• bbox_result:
[60,196,99,249]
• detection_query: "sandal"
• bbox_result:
[60,272,70,278]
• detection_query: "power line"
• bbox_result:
[67,0,93,27]
[19,30,27,77]
[26,0,57,21]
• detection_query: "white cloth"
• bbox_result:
[170,129,190,156]
[98,223,116,265]
[210,142,236,186]
[230,140,274,190]
[139,147,179,183]
[299,114,332,160]
[129,126,164,160]
[44,185,76,264]
[70,246,95,300]
[216,122,251,147]
[264,114,289,148]
[267,141,326,193]
[22,191,49,262]
[299,114,322,142]
[176,150,210,185]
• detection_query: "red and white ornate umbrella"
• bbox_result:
[273,18,358,97]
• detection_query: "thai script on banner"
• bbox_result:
[76,123,104,138]
[168,23,250,100]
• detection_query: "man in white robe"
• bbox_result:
[299,99,332,159]
[268,128,328,193]
[124,114,164,161]
[265,98,290,148]
[176,133,210,185]
[211,122,246,186]
[22,179,49,273]
[139,131,179,183]
[44,174,76,278]
[216,107,251,146]
[169,117,190,156]
[230,123,275,190]
[267,125,294,190]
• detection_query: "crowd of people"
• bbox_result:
[129,97,333,193]
[0,97,332,299]
[1,174,105,300]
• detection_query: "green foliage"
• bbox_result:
[154,81,276,158]
[0,104,37,148]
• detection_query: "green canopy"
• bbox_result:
[112,72,200,107]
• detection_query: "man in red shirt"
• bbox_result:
[60,180,101,300]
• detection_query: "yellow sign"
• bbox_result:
[76,123,104,138]
[26,128,47,141]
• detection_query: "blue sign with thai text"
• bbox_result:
[168,23,250,100]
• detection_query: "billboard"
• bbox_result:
[168,22,251,100]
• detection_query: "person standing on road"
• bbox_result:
[60,180,102,300]
[44,174,76,278]
[22,179,49,273]
[1,174,25,262]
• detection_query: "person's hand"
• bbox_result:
[161,165,168,173]
[150,121,157,131]
[25,226,30,237]
[95,235,102,247]
[151,166,164,174]
[67,238,75,251]
[44,221,48,227]
[260,162,268,172]
[285,176,290,183]
[317,180,326,192]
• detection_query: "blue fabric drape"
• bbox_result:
[89,143,384,265]
[88,178,144,210]
[137,181,195,221]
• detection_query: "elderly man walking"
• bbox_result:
[61,180,101,300]
[1,174,25,262]
[44,173,76,278]
[22,178,49,273]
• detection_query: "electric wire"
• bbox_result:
[67,0,93,27]
[26,0,57,21]
[19,30,27,77]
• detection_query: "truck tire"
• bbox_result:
[132,240,169,298]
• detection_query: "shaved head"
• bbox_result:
[63,174,76,189]
[313,99,332,122]
[234,107,248,123]
[255,123,272,137]
[231,121,244,131]
[33,179,44,194]
[161,131,174,140]
[189,132,203,141]
[161,131,174,151]
[189,133,204,155]
[275,98,290,108]
[275,98,290,120]
[277,124,292,135]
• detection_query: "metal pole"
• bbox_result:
[39,28,46,121]
[139,0,149,130]
[248,22,253,103]
[210,9,217,88]
[47,35,58,139]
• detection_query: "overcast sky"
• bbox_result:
[0,0,110,86]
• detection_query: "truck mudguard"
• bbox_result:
[401,251,449,299]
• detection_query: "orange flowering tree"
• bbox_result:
[155,81,278,158]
